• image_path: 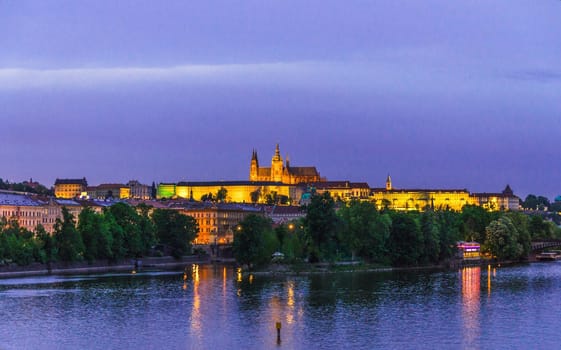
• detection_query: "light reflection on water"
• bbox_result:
[1,263,561,349]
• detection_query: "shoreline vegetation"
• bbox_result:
[1,192,559,279]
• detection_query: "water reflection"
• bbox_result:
[461,266,481,349]
[4,264,561,349]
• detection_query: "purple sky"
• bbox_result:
[1,1,560,199]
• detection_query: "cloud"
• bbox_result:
[506,69,561,83]
[0,62,323,90]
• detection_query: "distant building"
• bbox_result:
[250,144,325,184]
[54,178,88,199]
[369,177,519,212]
[0,193,46,232]
[264,205,306,225]
[157,181,306,205]
[309,181,371,201]
[127,180,152,200]
[0,192,116,233]
[169,201,262,244]
[86,184,130,200]
[472,185,520,211]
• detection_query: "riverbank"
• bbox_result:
[248,257,531,277]
[0,255,211,279]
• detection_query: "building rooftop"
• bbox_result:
[54,178,88,186]
[0,193,41,206]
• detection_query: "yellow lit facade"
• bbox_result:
[176,203,262,244]
[54,178,88,199]
[369,177,519,212]
[250,144,325,184]
[159,181,305,204]
[86,184,130,199]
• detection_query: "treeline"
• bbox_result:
[0,203,198,266]
[233,192,561,268]
[0,178,52,196]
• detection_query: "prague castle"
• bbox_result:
[250,144,325,184]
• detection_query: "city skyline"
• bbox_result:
[2,1,560,199]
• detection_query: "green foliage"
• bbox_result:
[420,211,441,264]
[484,216,524,260]
[54,207,85,262]
[460,205,494,242]
[337,200,390,263]
[152,209,198,259]
[233,214,276,268]
[304,192,338,262]
[388,212,423,266]
[522,194,550,211]
[216,187,228,202]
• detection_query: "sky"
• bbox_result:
[1,1,560,199]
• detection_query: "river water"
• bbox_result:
[0,262,560,350]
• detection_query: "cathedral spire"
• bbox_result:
[386,174,392,191]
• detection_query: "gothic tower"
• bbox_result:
[271,144,284,182]
[249,149,259,181]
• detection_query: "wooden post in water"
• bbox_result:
[276,321,282,344]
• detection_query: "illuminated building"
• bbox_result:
[250,144,325,184]
[86,184,130,199]
[127,180,152,200]
[370,176,519,211]
[158,181,306,204]
[54,178,88,199]
[308,181,371,201]
[472,185,520,211]
[457,241,481,260]
[0,193,46,232]
[169,202,263,244]
[0,192,113,233]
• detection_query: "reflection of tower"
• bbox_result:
[250,149,259,181]
[386,174,392,191]
[271,144,284,182]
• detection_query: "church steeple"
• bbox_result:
[250,148,259,181]
[271,144,284,182]
[386,174,392,191]
[272,143,281,161]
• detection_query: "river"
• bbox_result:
[0,262,560,349]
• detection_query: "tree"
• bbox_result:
[338,200,389,262]
[436,210,461,261]
[54,207,85,262]
[304,192,338,262]
[137,203,156,253]
[78,207,113,261]
[250,189,261,204]
[216,187,228,203]
[233,214,275,268]
[460,205,493,242]
[523,194,550,211]
[484,216,523,260]
[152,209,198,259]
[420,210,441,264]
[387,212,423,266]
[109,203,143,257]
[201,193,214,202]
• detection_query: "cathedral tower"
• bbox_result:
[249,149,259,181]
[271,144,284,182]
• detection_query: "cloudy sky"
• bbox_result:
[1,1,560,199]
